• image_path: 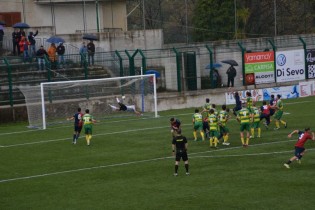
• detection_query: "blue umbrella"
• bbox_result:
[83,34,98,41]
[46,36,65,43]
[0,25,4,30]
[205,63,222,69]
[13,22,30,29]
[145,69,161,78]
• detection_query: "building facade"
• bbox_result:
[0,0,127,35]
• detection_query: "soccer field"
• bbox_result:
[1,97,315,210]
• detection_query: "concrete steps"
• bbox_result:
[0,62,112,106]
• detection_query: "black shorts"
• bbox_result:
[203,121,209,131]
[74,125,82,133]
[175,150,188,161]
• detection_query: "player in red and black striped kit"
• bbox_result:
[170,117,181,137]
[260,101,272,129]
[67,107,83,144]
[284,128,315,169]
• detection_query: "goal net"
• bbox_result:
[19,74,158,129]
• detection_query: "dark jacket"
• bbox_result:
[56,44,65,55]
[28,30,38,45]
[12,31,21,43]
[36,48,48,58]
[0,30,4,41]
[226,66,237,78]
[87,42,95,55]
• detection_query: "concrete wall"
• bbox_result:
[0,87,231,123]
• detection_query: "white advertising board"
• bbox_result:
[275,49,305,82]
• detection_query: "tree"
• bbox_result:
[192,0,235,42]
[235,7,250,39]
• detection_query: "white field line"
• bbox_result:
[190,148,315,159]
[0,139,301,183]
[0,100,310,137]
[0,125,171,148]
[0,113,192,137]
[0,123,204,148]
[0,120,289,148]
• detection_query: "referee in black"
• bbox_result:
[172,129,189,176]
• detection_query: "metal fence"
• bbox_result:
[2,34,315,107]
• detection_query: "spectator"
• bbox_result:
[0,26,4,51]
[226,65,237,87]
[212,68,219,88]
[12,29,21,55]
[57,42,65,69]
[87,40,95,66]
[19,36,30,62]
[28,30,38,58]
[36,45,48,70]
[19,29,26,37]
[79,42,87,67]
[47,43,57,69]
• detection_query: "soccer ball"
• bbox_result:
[122,95,126,99]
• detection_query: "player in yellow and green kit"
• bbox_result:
[246,91,253,111]
[201,98,211,137]
[237,104,251,147]
[208,109,219,148]
[218,105,230,146]
[211,104,219,116]
[201,98,211,114]
[192,109,205,141]
[82,109,96,146]
[274,94,287,130]
[250,103,261,138]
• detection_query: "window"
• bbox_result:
[0,12,21,27]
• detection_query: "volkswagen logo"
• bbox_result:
[276,54,286,66]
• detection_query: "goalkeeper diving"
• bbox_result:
[109,97,142,116]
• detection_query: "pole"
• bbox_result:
[234,0,237,39]
[185,0,188,44]
[142,0,147,49]
[50,0,56,35]
[82,0,86,33]
[22,0,26,22]
[274,0,277,36]
[96,0,100,32]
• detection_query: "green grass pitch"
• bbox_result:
[1,97,315,210]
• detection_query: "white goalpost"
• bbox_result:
[19,74,158,129]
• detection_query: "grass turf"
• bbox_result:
[1,97,315,210]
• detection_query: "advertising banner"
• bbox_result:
[275,49,305,82]
[262,85,299,100]
[306,49,315,79]
[299,81,315,97]
[225,89,263,105]
[244,51,275,85]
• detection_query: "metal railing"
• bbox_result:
[2,33,315,106]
